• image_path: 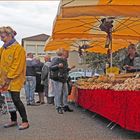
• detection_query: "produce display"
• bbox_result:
[76,72,140,91]
[112,78,140,91]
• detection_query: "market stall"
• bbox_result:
[76,73,140,132]
[44,0,140,132]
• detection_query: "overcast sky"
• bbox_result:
[0,1,60,45]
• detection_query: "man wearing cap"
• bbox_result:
[0,26,29,130]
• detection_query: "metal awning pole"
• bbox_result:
[110,33,113,68]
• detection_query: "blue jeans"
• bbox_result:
[24,76,36,104]
[51,80,68,108]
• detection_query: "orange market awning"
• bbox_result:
[45,37,73,51]
[60,0,140,18]
[52,16,140,40]
[45,36,137,54]
[45,16,140,53]
[45,0,140,53]
[87,38,137,53]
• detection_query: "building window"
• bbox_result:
[37,45,45,56]
[26,45,36,53]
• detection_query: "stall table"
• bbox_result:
[77,89,140,132]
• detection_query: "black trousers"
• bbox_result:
[9,91,28,123]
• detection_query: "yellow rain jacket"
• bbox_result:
[0,42,26,92]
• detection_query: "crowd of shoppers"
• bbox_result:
[25,48,75,114]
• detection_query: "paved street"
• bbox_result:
[0,91,140,140]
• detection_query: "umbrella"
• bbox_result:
[60,0,140,18]
[45,0,140,66]
[45,16,139,52]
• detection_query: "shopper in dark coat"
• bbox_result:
[34,57,44,104]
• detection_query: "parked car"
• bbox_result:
[69,71,92,83]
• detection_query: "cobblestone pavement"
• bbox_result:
[0,90,140,140]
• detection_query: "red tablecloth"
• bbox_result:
[77,89,140,132]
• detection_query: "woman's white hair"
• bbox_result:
[56,48,65,56]
[0,26,17,37]
[56,48,69,56]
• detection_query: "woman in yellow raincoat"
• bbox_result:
[0,26,29,130]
